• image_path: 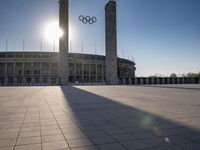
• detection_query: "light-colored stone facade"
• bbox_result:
[105,0,118,84]
[0,52,136,86]
[59,0,69,85]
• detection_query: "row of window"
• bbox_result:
[0,53,135,65]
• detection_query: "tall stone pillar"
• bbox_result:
[59,0,69,85]
[105,0,118,85]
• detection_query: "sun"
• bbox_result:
[43,21,63,44]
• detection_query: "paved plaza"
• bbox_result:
[0,85,200,150]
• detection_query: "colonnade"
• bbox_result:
[121,77,200,85]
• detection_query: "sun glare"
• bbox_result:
[43,21,63,44]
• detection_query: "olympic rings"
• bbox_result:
[79,15,97,24]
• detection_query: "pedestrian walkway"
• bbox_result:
[0,85,200,150]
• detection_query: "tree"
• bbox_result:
[170,73,177,78]
[180,74,186,77]
[186,72,200,78]
[186,73,193,77]
[192,72,200,78]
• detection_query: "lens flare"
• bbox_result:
[43,21,63,44]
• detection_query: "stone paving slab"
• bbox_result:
[0,85,200,150]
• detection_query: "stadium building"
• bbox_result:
[0,52,135,86]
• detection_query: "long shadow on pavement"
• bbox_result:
[58,86,200,150]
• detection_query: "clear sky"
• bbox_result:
[0,0,199,76]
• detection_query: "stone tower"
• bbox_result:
[58,0,69,85]
[105,0,118,84]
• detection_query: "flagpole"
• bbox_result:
[95,43,97,55]
[128,50,129,60]
[40,39,43,52]
[23,38,25,52]
[6,38,8,52]
[123,49,125,59]
[81,40,83,53]
[53,40,56,52]
[6,38,8,58]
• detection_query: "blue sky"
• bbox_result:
[0,0,199,76]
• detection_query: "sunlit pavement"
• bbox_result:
[0,85,200,150]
